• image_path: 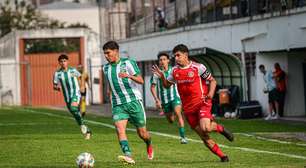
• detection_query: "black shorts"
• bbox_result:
[81,88,87,97]
[268,89,279,103]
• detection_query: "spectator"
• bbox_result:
[273,63,287,117]
[155,7,167,31]
[259,64,279,120]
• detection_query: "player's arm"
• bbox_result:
[151,64,173,88]
[150,83,162,109]
[206,76,217,99]
[53,72,60,91]
[199,64,216,99]
[119,59,144,84]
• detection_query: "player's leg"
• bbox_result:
[173,102,187,144]
[68,97,91,139]
[129,100,154,160]
[80,93,86,117]
[112,105,135,164]
[199,100,234,141]
[193,125,229,162]
[163,103,175,123]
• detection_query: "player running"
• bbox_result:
[77,64,90,117]
[152,44,234,162]
[102,41,154,165]
[150,52,187,144]
[53,54,92,140]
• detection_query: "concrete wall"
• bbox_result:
[119,7,306,61]
[287,51,306,116]
[256,52,288,115]
[0,28,102,106]
[41,7,100,34]
[117,8,306,116]
[0,59,19,105]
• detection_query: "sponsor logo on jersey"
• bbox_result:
[188,71,194,77]
[177,79,194,83]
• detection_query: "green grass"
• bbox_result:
[0,107,306,168]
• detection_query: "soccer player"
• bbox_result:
[152,44,234,162]
[77,64,90,117]
[53,54,92,140]
[150,52,187,144]
[102,41,153,164]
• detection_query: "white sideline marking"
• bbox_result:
[236,133,306,147]
[18,109,306,160]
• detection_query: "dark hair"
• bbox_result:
[172,44,189,54]
[274,62,280,68]
[157,52,170,60]
[58,54,68,61]
[103,41,119,50]
[259,64,265,69]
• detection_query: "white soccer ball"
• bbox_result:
[76,152,95,168]
[224,112,231,119]
[230,112,237,118]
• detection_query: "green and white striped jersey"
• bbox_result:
[150,66,180,105]
[53,67,81,103]
[103,58,142,107]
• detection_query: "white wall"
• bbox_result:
[41,7,100,34]
[118,8,306,116]
[119,8,306,61]
[286,52,306,116]
[0,29,102,105]
[256,52,288,115]
[0,59,19,105]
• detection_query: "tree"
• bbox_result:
[0,0,87,37]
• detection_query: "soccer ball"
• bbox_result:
[224,112,231,119]
[230,112,237,118]
[76,152,95,168]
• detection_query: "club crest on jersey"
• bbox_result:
[71,72,78,77]
[175,73,179,77]
[120,64,127,73]
[188,71,194,77]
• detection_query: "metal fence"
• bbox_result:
[128,0,306,37]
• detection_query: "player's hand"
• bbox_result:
[118,72,130,78]
[204,94,213,102]
[152,64,163,77]
[53,85,60,91]
[155,99,162,109]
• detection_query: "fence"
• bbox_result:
[129,0,306,37]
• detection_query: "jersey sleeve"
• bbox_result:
[74,68,81,77]
[167,68,176,83]
[53,71,59,85]
[198,64,212,80]
[127,59,141,76]
[150,74,159,85]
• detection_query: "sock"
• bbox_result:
[208,144,225,158]
[119,140,131,156]
[70,106,84,126]
[179,127,185,138]
[216,124,224,133]
[144,138,152,147]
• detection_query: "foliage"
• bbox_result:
[24,38,80,54]
[0,0,88,38]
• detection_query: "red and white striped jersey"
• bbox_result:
[167,61,212,113]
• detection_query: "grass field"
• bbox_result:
[0,107,306,168]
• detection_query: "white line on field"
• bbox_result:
[236,133,306,147]
[16,109,306,160]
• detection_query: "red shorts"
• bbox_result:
[184,99,213,129]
